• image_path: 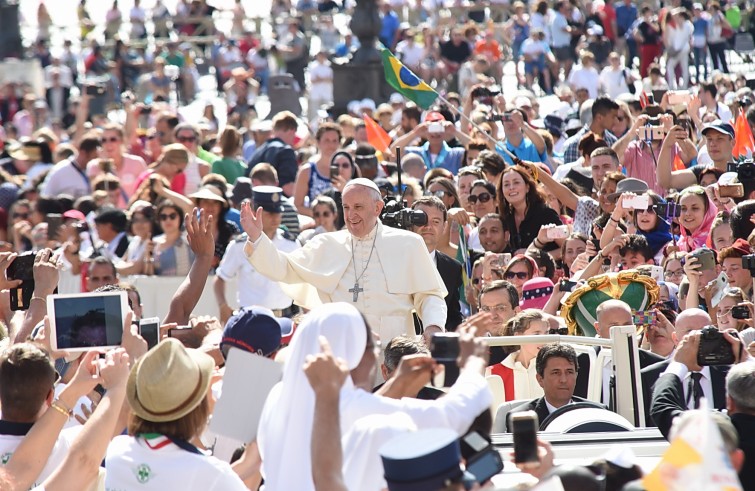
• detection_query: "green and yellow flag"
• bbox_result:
[380,46,438,109]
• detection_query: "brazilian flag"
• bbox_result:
[380,47,438,109]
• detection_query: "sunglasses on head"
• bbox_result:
[159,212,178,221]
[468,192,492,205]
[504,271,529,280]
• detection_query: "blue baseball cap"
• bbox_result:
[221,307,287,358]
[702,120,735,139]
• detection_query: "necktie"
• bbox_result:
[687,372,704,409]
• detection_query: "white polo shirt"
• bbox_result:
[105,435,246,490]
[216,230,299,310]
[0,424,80,487]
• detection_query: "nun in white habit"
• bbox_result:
[256,302,492,491]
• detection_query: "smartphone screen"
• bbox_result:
[45,214,63,240]
[512,411,539,464]
[168,327,195,345]
[8,252,36,311]
[466,450,504,484]
[139,317,160,350]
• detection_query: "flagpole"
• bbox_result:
[435,93,521,164]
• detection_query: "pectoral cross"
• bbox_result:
[349,282,364,302]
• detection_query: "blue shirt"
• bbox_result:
[615,4,638,36]
[693,17,709,36]
[406,142,465,174]
[380,11,401,48]
[550,12,571,47]
[496,138,547,165]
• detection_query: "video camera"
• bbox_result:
[381,197,427,230]
[727,160,755,181]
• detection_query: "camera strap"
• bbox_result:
[69,158,91,191]
[422,142,449,169]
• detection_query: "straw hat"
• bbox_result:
[188,185,227,204]
[126,338,214,423]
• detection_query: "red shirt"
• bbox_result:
[599,4,617,40]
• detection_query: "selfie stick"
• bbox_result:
[435,93,521,165]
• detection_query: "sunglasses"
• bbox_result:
[103,137,120,143]
[96,182,120,191]
[177,135,197,143]
[159,213,178,221]
[549,327,569,335]
[314,211,332,218]
[504,271,529,280]
[468,192,492,205]
[431,190,450,198]
[13,212,28,219]
[335,160,351,168]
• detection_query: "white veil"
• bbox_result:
[257,302,367,491]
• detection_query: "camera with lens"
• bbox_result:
[742,254,755,276]
[727,160,755,181]
[381,198,427,230]
[697,325,737,366]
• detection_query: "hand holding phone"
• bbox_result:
[546,224,569,240]
[511,411,539,466]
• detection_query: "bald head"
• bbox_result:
[594,299,633,339]
[674,308,712,342]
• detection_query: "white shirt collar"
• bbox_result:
[544,397,573,414]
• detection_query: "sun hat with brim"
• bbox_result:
[607,178,649,201]
[127,338,214,423]
[189,185,227,204]
[8,142,41,162]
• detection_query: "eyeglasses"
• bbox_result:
[468,192,492,205]
[314,211,332,218]
[103,137,120,143]
[504,271,529,280]
[664,269,684,278]
[177,135,197,143]
[480,304,511,313]
[549,327,569,335]
[159,213,178,221]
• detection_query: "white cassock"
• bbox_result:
[245,222,447,342]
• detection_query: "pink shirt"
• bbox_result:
[623,141,681,197]
[88,154,147,207]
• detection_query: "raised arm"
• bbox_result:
[42,349,131,491]
[658,125,696,190]
[306,337,350,491]
[14,248,57,344]
[163,209,215,325]
[520,160,579,211]
[612,114,647,165]
[4,351,102,491]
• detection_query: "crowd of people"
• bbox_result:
[2,0,755,489]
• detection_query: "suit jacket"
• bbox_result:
[573,345,664,401]
[505,395,600,432]
[731,412,755,491]
[435,251,463,331]
[645,363,729,432]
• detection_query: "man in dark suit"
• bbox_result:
[247,111,298,197]
[411,197,463,331]
[506,343,606,431]
[574,300,664,404]
[93,207,131,260]
[641,308,728,425]
[650,331,755,489]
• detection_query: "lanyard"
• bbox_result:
[140,433,204,455]
[422,142,448,169]
[69,159,91,190]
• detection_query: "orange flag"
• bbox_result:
[363,115,391,154]
[733,108,755,159]
[672,152,686,171]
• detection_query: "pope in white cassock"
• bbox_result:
[240,178,448,343]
